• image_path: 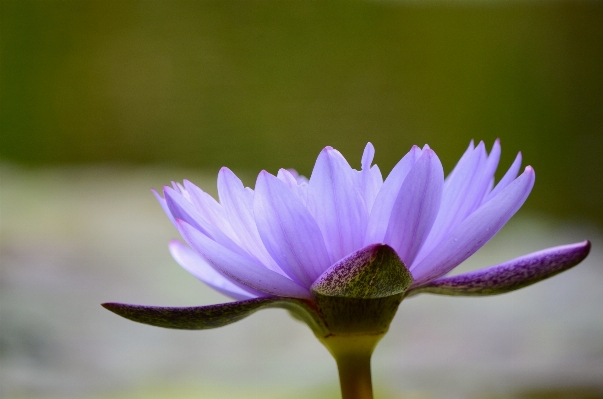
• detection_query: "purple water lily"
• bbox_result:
[103,141,590,399]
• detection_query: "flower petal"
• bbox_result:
[217,168,283,273]
[164,186,249,258]
[254,171,331,286]
[152,188,176,226]
[358,143,384,212]
[477,139,501,202]
[277,168,308,205]
[364,145,421,244]
[102,297,326,335]
[410,166,536,286]
[484,151,522,202]
[307,147,369,263]
[181,180,236,238]
[178,220,311,298]
[169,240,257,300]
[419,142,487,257]
[408,241,590,296]
[311,244,413,299]
[383,149,444,266]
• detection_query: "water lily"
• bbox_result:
[103,140,590,399]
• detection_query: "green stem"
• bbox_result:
[335,349,374,399]
[320,335,381,399]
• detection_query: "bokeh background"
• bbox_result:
[1,1,602,398]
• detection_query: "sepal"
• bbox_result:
[311,244,413,299]
[309,245,412,336]
[407,240,590,297]
[102,297,327,336]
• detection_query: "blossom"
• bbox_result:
[103,140,589,399]
[144,140,584,299]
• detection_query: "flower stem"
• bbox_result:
[335,348,374,399]
[321,335,381,399]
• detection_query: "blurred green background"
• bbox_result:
[2,1,603,399]
[2,0,603,223]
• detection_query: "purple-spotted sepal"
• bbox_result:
[102,297,328,336]
[407,240,590,297]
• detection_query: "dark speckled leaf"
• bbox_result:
[408,240,590,297]
[311,244,413,299]
[102,297,327,335]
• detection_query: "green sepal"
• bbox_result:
[310,244,413,299]
[313,293,404,336]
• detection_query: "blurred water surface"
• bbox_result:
[1,165,602,399]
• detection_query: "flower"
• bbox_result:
[103,140,590,399]
[148,140,586,299]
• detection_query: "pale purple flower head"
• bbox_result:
[151,140,573,300]
[104,139,590,349]
[103,140,589,399]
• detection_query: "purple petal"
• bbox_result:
[477,139,501,201]
[358,143,383,212]
[408,241,590,296]
[178,220,311,298]
[254,171,331,286]
[410,166,536,286]
[364,145,421,244]
[152,189,176,226]
[484,151,522,202]
[383,149,444,266]
[419,142,487,256]
[277,168,308,205]
[181,180,235,237]
[164,186,249,258]
[443,140,474,182]
[217,168,282,273]
[361,142,375,170]
[169,240,257,300]
[307,147,369,263]
[311,244,413,298]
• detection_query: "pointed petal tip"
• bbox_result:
[168,238,185,248]
[576,239,591,256]
[101,302,123,313]
[151,188,163,198]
